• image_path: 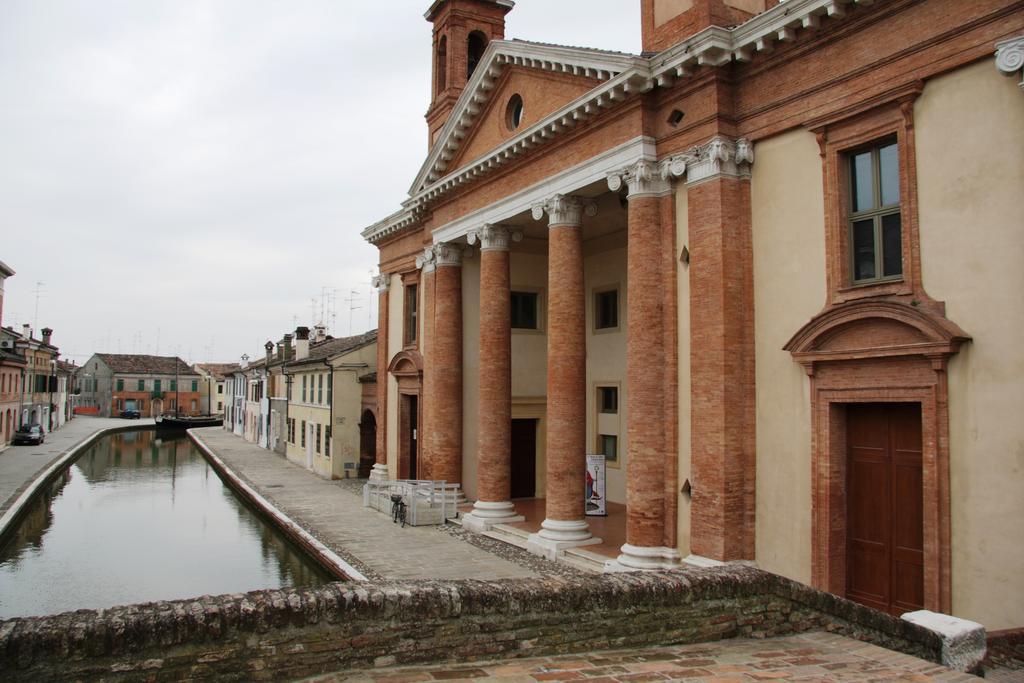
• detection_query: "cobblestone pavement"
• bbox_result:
[302,632,982,682]
[0,415,151,516]
[192,428,547,581]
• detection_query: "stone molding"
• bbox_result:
[531,194,597,226]
[415,247,436,273]
[995,35,1024,90]
[466,224,523,251]
[606,159,672,197]
[372,272,390,293]
[660,136,754,186]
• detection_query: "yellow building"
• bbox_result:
[285,329,377,479]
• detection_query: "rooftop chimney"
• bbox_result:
[22,324,31,340]
[41,327,53,346]
[295,326,310,361]
[313,323,328,344]
[282,333,294,362]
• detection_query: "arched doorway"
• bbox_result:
[358,409,376,478]
[388,350,424,480]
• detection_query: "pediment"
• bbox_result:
[785,300,970,364]
[410,40,645,195]
[445,66,602,173]
[387,350,423,378]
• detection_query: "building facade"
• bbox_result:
[0,261,26,445]
[362,0,1024,629]
[284,329,377,479]
[77,354,202,417]
[192,363,240,415]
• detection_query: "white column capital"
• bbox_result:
[607,159,672,197]
[414,247,436,273]
[372,271,390,293]
[433,241,470,267]
[531,194,597,227]
[996,35,1024,90]
[682,135,755,186]
[467,224,523,252]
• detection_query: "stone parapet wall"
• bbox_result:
[0,567,943,682]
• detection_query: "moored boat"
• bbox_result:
[155,414,223,429]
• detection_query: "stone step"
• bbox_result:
[483,523,530,550]
[563,546,609,573]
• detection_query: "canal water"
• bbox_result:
[0,430,333,619]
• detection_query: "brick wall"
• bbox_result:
[0,567,944,682]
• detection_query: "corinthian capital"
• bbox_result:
[607,159,672,197]
[467,224,524,251]
[531,194,597,226]
[432,241,469,268]
[372,271,390,293]
[684,136,755,185]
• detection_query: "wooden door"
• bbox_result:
[846,403,924,616]
[510,419,537,498]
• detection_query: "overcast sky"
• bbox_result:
[0,1,640,365]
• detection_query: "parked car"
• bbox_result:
[120,409,141,419]
[12,424,45,445]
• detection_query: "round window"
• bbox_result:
[505,94,524,131]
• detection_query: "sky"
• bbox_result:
[0,1,641,366]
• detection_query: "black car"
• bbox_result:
[120,409,141,419]
[12,424,45,445]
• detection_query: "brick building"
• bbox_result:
[362,0,1024,629]
[78,354,202,417]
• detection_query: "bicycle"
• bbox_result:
[390,493,407,527]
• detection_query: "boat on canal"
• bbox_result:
[154,414,223,429]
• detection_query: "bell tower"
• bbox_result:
[424,0,514,149]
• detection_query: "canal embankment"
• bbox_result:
[186,427,537,582]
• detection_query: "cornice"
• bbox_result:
[995,35,1024,90]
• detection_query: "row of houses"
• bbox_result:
[221,325,379,480]
[0,261,77,448]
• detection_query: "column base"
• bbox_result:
[461,500,525,533]
[526,518,601,560]
[604,544,681,572]
[369,463,389,482]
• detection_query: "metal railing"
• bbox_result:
[363,478,461,526]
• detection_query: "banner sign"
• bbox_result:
[585,453,607,516]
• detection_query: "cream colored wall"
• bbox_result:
[750,128,825,584]
[510,252,548,398]
[584,244,628,505]
[654,0,693,25]
[387,275,402,478]
[286,399,330,476]
[676,188,692,556]
[462,257,481,499]
[330,342,377,479]
[915,60,1024,630]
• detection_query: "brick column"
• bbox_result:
[430,242,465,490]
[419,259,436,480]
[371,271,390,482]
[527,194,601,559]
[607,160,680,570]
[684,137,756,564]
[462,225,526,533]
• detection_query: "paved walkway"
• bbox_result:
[190,428,537,582]
[302,631,981,682]
[0,416,151,516]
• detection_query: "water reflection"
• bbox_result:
[0,430,332,619]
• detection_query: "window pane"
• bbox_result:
[851,152,874,212]
[852,219,876,281]
[600,435,617,462]
[510,292,538,329]
[882,212,903,277]
[600,387,618,413]
[596,290,618,329]
[879,144,899,207]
